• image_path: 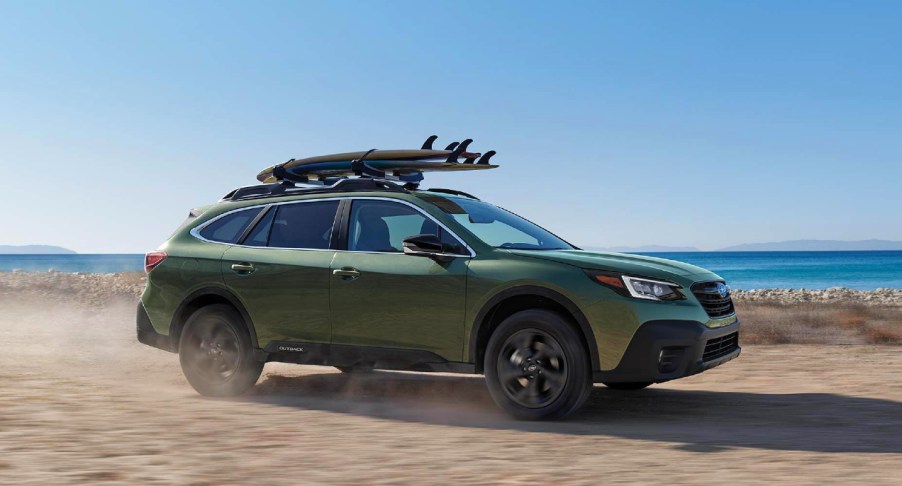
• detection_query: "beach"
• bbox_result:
[1,271,901,483]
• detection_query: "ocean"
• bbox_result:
[1,251,901,290]
[0,254,145,274]
[643,251,902,290]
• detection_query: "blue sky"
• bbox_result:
[2,0,901,253]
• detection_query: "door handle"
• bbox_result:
[231,262,256,274]
[332,267,361,279]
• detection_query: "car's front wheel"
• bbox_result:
[484,309,592,420]
[178,304,263,397]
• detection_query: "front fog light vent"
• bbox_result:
[658,347,684,373]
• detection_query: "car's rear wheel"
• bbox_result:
[179,304,263,397]
[603,382,652,390]
[484,309,591,420]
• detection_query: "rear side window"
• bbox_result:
[264,201,340,249]
[199,207,261,243]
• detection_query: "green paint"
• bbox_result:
[141,188,738,372]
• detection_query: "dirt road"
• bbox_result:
[1,296,901,484]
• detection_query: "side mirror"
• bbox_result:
[403,234,445,257]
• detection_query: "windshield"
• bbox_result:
[427,196,574,251]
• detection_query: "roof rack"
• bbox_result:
[229,136,496,203]
[221,178,408,202]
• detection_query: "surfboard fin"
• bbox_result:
[445,139,472,164]
[421,135,438,150]
[444,141,459,151]
[476,150,496,165]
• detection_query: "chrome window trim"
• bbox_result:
[189,196,476,258]
[190,206,265,246]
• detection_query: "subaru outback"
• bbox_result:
[138,171,740,420]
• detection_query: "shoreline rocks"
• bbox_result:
[2,271,901,307]
[732,287,902,305]
[0,271,147,308]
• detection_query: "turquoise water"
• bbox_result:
[0,254,144,274]
[1,251,901,290]
[638,251,902,290]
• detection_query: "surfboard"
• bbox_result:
[256,147,497,183]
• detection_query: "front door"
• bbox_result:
[222,199,341,347]
[329,198,469,361]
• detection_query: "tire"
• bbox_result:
[484,309,592,420]
[178,304,263,397]
[603,382,652,391]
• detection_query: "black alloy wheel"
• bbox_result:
[495,329,568,408]
[179,304,263,397]
[484,309,591,420]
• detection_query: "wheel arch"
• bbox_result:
[169,287,259,350]
[469,285,600,373]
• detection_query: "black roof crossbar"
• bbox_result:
[222,178,409,202]
[272,162,311,183]
[351,148,379,177]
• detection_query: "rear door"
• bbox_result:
[222,199,341,347]
[329,198,470,360]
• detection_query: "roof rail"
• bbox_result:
[221,178,408,202]
[424,188,480,200]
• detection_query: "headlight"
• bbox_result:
[586,270,685,301]
[621,276,683,301]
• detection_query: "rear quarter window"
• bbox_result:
[199,207,261,243]
[265,200,340,249]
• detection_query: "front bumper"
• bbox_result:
[594,318,740,384]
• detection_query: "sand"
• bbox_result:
[1,284,901,484]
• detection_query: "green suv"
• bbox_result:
[137,178,740,420]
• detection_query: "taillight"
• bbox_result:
[145,251,168,273]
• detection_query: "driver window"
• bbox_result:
[348,200,464,254]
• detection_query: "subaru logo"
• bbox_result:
[716,283,729,298]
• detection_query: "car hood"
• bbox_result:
[505,249,718,282]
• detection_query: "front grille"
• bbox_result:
[703,332,739,362]
[691,281,735,318]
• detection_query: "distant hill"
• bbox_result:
[586,245,700,253]
[718,239,902,252]
[0,245,76,254]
